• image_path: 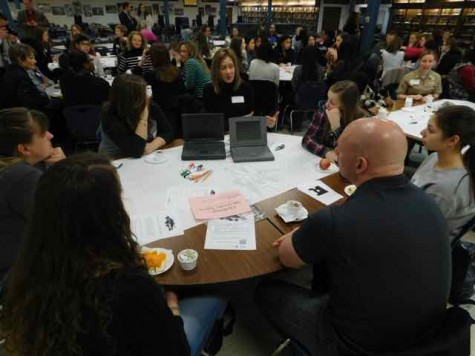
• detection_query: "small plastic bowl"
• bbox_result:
[177,249,198,271]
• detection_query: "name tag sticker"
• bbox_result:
[409,79,421,86]
[231,96,245,104]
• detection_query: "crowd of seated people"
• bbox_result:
[0,9,475,355]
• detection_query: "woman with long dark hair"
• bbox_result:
[411,105,475,241]
[230,36,249,77]
[302,80,367,162]
[144,43,186,134]
[437,36,462,75]
[291,46,324,94]
[0,153,196,354]
[325,34,361,88]
[273,35,295,65]
[99,74,173,158]
[0,108,65,281]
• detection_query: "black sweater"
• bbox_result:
[0,64,50,110]
[79,267,190,355]
[203,81,254,131]
[0,162,43,278]
[60,71,110,107]
[143,71,187,112]
[99,102,173,158]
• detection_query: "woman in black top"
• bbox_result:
[144,43,186,135]
[0,153,190,355]
[99,74,173,158]
[197,24,212,58]
[59,50,110,107]
[230,36,248,78]
[273,35,295,65]
[0,108,65,281]
[203,48,277,131]
[437,36,462,75]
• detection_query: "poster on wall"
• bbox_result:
[64,4,74,16]
[92,7,104,16]
[37,3,51,14]
[174,8,184,16]
[51,6,66,16]
[83,4,93,17]
[105,5,117,14]
[73,1,83,15]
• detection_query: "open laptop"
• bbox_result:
[229,117,274,163]
[181,113,226,160]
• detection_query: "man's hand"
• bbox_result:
[412,94,423,101]
[273,228,299,248]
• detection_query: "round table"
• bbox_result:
[115,133,344,285]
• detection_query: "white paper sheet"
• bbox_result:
[166,187,214,209]
[131,210,184,245]
[204,214,256,250]
[297,180,344,206]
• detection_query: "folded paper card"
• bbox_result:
[189,190,252,220]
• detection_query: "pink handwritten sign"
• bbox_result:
[189,190,252,220]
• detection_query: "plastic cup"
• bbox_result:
[405,97,413,108]
[178,249,198,271]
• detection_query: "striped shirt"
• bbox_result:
[118,48,153,74]
[184,58,211,98]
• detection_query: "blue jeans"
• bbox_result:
[179,296,227,356]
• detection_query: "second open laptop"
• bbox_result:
[229,116,275,163]
[181,113,226,160]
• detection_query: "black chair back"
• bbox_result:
[249,80,279,117]
[63,105,102,145]
[296,81,326,110]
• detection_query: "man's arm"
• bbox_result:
[275,229,306,268]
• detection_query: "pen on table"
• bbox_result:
[201,170,213,183]
[115,163,123,169]
[275,144,285,151]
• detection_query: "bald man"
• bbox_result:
[256,119,451,355]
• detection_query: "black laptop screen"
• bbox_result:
[236,121,261,141]
[182,113,225,140]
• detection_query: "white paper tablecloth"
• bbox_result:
[387,99,475,141]
[116,133,337,232]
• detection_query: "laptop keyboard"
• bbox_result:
[231,146,269,157]
[185,141,224,153]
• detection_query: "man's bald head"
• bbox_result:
[336,118,407,185]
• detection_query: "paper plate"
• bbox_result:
[141,247,174,275]
[275,202,308,223]
[316,162,338,174]
[144,151,168,164]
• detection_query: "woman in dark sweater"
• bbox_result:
[99,74,173,158]
[0,108,65,282]
[437,36,462,75]
[0,153,191,355]
[273,35,295,65]
[203,48,277,131]
[143,43,186,134]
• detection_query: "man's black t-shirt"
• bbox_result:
[292,175,451,353]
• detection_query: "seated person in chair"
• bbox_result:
[98,74,173,159]
[203,48,277,132]
[0,108,65,282]
[411,105,475,242]
[302,80,366,162]
[291,46,325,106]
[59,50,110,107]
[397,50,442,102]
[257,118,451,355]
